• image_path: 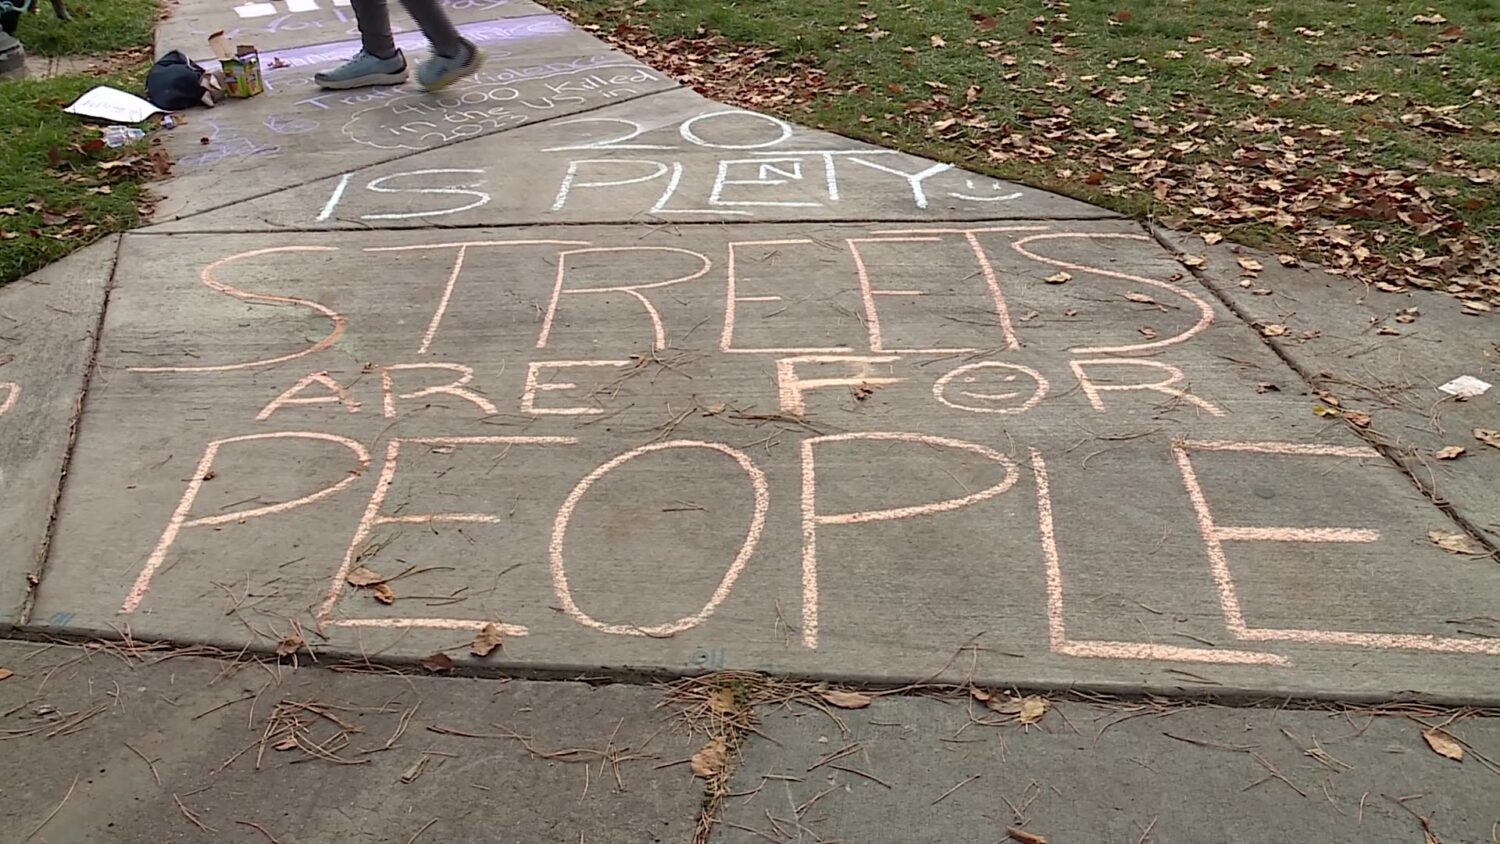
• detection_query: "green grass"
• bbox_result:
[14,0,159,56]
[0,75,154,287]
[0,0,160,285]
[559,0,1500,297]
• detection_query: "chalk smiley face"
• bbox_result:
[933,362,1048,414]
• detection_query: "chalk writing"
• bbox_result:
[341,63,663,151]
[322,110,1042,222]
[175,121,281,171]
[108,224,1500,673]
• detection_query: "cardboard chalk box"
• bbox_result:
[208,31,263,98]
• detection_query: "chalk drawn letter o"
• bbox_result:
[679,110,793,150]
[550,440,769,637]
[933,362,1048,415]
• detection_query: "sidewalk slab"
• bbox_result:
[157,0,554,59]
[26,221,1500,702]
[152,15,675,221]
[0,640,699,843]
[717,695,1500,843]
[149,86,1118,232]
[1156,228,1500,551]
[0,237,116,631]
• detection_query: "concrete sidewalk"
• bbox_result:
[2,640,1497,843]
[1,0,1494,703]
[0,0,1498,837]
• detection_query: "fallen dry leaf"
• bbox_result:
[275,635,305,657]
[1277,254,1300,267]
[1124,292,1159,305]
[1411,13,1447,24]
[1260,323,1288,337]
[708,688,739,715]
[1237,256,1264,273]
[1343,409,1372,428]
[1474,428,1500,449]
[986,694,1049,724]
[345,565,386,587]
[1422,728,1464,762]
[0,667,12,682]
[1045,271,1071,284]
[1008,827,1048,844]
[1179,254,1207,268]
[471,623,504,657]
[970,688,993,703]
[1018,696,1049,724]
[930,35,946,48]
[1202,232,1224,245]
[373,583,396,605]
[986,696,1023,714]
[820,690,874,709]
[1429,530,1484,556]
[1435,446,1466,460]
[690,738,729,778]
[420,652,455,673]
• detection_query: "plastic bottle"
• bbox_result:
[103,125,146,148]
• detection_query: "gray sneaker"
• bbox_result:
[416,39,484,92]
[314,49,408,90]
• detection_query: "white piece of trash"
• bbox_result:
[64,86,163,124]
[1438,375,1492,399]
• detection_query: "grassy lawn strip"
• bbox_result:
[559,0,1499,309]
[16,0,160,57]
[0,0,164,285]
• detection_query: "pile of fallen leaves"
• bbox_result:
[566,4,1499,309]
[1,131,165,256]
[586,20,832,114]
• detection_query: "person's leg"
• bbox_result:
[395,0,461,56]
[314,0,409,89]
[399,0,484,91]
[351,0,399,58]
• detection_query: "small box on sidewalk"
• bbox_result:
[207,31,264,98]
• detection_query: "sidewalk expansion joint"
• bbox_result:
[17,234,127,627]
[4,623,1499,710]
[133,213,1126,237]
[153,83,685,229]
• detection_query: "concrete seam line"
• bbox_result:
[16,234,127,627]
[3,624,1499,710]
[158,82,687,229]
[133,213,1125,237]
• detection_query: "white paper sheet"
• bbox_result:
[63,86,164,124]
[1438,375,1492,399]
